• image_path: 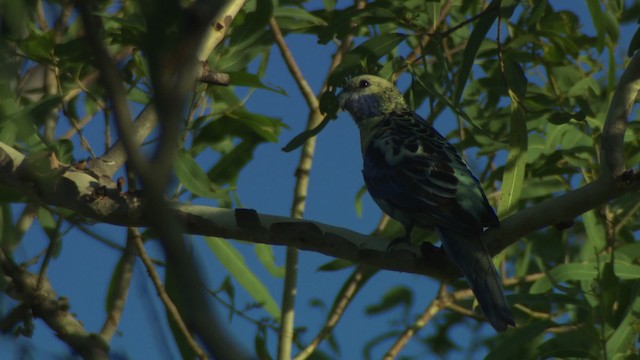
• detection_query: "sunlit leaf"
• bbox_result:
[205,237,280,319]
[530,263,599,294]
[497,102,527,218]
[255,244,285,278]
[282,115,331,152]
[175,150,221,199]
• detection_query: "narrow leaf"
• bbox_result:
[175,150,220,199]
[497,102,527,218]
[452,0,500,106]
[205,237,280,318]
[282,115,331,152]
[486,321,552,360]
[606,286,640,357]
[254,244,285,278]
[328,33,407,86]
[530,263,598,294]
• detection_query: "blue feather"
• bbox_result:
[340,74,514,331]
[362,111,513,331]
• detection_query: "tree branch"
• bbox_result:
[1,139,639,282]
[600,50,640,178]
[0,247,110,359]
[1,40,639,327]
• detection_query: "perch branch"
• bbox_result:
[0,32,639,307]
[0,140,639,282]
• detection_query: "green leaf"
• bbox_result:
[18,30,56,63]
[254,331,272,360]
[328,33,407,86]
[548,111,586,125]
[536,325,601,359]
[105,255,129,314]
[606,286,640,358]
[453,0,499,106]
[234,112,285,143]
[365,286,412,315]
[317,259,354,272]
[0,204,19,252]
[175,150,221,199]
[208,140,259,185]
[485,321,552,360]
[282,115,331,152]
[274,6,327,31]
[497,102,527,218]
[566,77,600,98]
[228,71,286,95]
[254,244,285,278]
[530,263,598,294]
[580,209,605,260]
[354,185,367,218]
[613,259,640,279]
[504,60,528,99]
[37,207,57,240]
[205,237,280,319]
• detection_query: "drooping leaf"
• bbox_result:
[317,259,354,272]
[485,321,552,360]
[497,102,527,218]
[605,286,640,358]
[175,150,221,199]
[536,325,602,359]
[452,0,500,106]
[282,115,331,152]
[530,263,599,294]
[255,244,285,278]
[328,33,408,86]
[205,237,280,319]
[228,71,286,95]
[365,286,412,315]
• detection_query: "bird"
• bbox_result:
[338,74,515,332]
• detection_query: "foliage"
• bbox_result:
[1,0,640,359]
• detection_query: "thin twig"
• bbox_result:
[37,216,63,289]
[269,16,311,360]
[132,230,208,359]
[426,1,499,38]
[295,214,388,360]
[384,284,447,359]
[294,266,376,360]
[269,18,319,110]
[270,5,361,357]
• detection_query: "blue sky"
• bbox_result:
[2,1,637,359]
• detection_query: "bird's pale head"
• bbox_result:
[338,75,409,124]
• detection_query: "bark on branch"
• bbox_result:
[1,43,639,290]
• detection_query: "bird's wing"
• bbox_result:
[362,111,498,233]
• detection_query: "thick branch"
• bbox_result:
[0,248,109,359]
[2,142,639,282]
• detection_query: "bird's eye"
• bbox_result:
[358,79,370,88]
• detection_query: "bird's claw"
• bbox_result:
[386,236,410,252]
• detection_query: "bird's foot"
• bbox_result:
[386,236,410,252]
[420,242,441,257]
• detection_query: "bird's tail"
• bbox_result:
[438,228,515,332]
